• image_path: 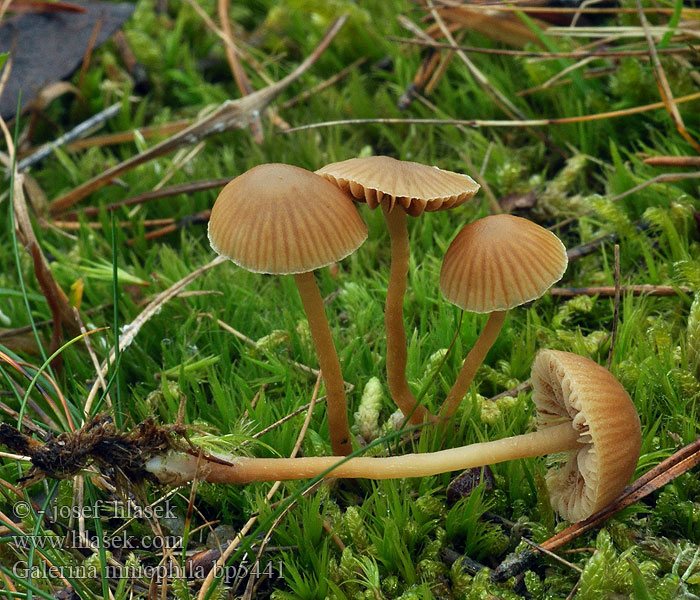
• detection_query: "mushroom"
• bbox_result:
[208,163,368,456]
[316,156,479,425]
[439,214,568,419]
[146,349,641,522]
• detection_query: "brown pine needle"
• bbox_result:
[60,178,229,221]
[643,156,700,167]
[65,120,191,151]
[283,90,700,133]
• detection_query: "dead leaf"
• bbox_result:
[0,0,134,118]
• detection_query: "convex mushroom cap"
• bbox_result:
[316,155,479,216]
[440,214,568,314]
[532,350,641,522]
[208,163,368,274]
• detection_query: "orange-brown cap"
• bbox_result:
[208,163,368,274]
[440,214,567,314]
[316,156,479,217]
[531,350,641,521]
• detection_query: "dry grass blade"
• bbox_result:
[282,57,368,110]
[0,110,81,363]
[49,14,349,215]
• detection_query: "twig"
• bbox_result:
[520,537,583,574]
[550,284,691,297]
[49,15,349,215]
[606,245,620,370]
[643,156,700,167]
[61,178,229,220]
[216,0,264,144]
[15,103,122,172]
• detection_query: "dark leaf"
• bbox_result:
[0,0,134,118]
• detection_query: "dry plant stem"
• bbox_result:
[441,310,506,418]
[383,205,432,425]
[293,272,352,456]
[149,421,580,483]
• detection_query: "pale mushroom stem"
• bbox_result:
[146,421,580,484]
[293,271,352,456]
[383,204,433,425]
[440,310,507,419]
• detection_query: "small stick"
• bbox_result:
[15,103,122,172]
[61,178,229,220]
[643,156,700,167]
[550,284,691,297]
[607,244,621,369]
[65,120,191,151]
[282,57,367,110]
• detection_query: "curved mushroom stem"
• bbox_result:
[383,204,434,425]
[293,271,352,456]
[440,310,507,419]
[146,421,580,484]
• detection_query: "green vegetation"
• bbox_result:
[1,0,700,598]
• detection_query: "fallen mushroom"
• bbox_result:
[208,163,368,456]
[316,156,479,425]
[439,214,568,419]
[145,350,641,522]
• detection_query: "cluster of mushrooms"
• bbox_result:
[146,157,642,523]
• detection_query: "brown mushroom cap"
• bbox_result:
[316,156,479,217]
[440,214,568,314]
[531,350,641,522]
[208,163,368,274]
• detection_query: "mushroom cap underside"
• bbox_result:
[531,349,641,522]
[440,214,568,314]
[208,163,368,274]
[316,155,479,217]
